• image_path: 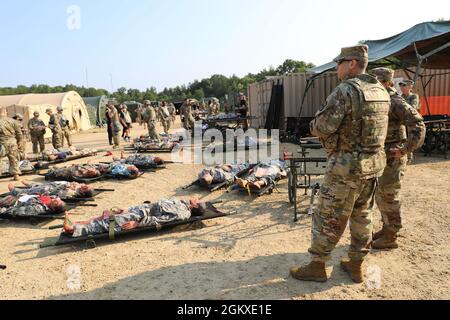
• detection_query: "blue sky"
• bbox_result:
[0,0,448,91]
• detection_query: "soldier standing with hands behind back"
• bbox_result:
[28,111,46,154]
[47,108,62,149]
[0,107,24,181]
[56,106,72,148]
[400,79,421,163]
[12,113,26,160]
[290,45,390,284]
[370,68,426,250]
[106,102,122,149]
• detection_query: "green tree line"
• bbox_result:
[0,59,314,103]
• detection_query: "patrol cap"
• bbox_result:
[13,113,24,120]
[333,44,369,64]
[46,108,53,113]
[57,106,63,112]
[371,67,395,82]
[144,100,151,105]
[33,111,40,116]
[399,80,415,86]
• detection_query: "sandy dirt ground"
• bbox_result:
[0,120,449,300]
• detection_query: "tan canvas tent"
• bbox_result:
[0,91,93,139]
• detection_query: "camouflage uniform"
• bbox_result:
[14,119,26,160]
[309,73,390,262]
[168,104,177,124]
[182,103,195,131]
[0,117,23,175]
[145,106,161,141]
[376,86,426,233]
[48,113,62,149]
[28,117,46,154]
[159,105,171,134]
[56,113,72,147]
[402,93,421,112]
[108,107,122,148]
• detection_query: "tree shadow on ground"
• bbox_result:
[48,250,357,300]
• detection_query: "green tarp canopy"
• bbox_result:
[310,21,450,74]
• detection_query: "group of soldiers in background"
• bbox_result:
[0,106,73,180]
[290,44,426,284]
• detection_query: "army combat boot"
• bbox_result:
[340,259,364,284]
[290,261,328,283]
[372,229,399,250]
[372,227,386,241]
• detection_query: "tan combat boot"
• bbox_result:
[372,229,399,250]
[340,259,364,284]
[290,261,328,283]
[372,227,385,241]
[13,174,20,182]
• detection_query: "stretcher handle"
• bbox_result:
[210,200,223,205]
[49,224,63,230]
[94,188,115,192]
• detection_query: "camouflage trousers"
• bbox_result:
[18,141,26,161]
[60,127,72,147]
[52,131,62,149]
[1,141,21,175]
[375,156,408,233]
[31,134,45,154]
[309,173,377,262]
[147,121,160,141]
[161,119,171,134]
[183,116,195,131]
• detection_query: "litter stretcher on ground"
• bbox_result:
[40,201,237,249]
[0,201,99,226]
[182,164,256,193]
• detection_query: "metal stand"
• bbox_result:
[422,118,450,159]
[286,143,327,222]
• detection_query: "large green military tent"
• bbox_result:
[83,96,109,126]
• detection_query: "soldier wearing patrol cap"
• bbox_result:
[46,108,62,149]
[56,106,72,148]
[0,107,23,181]
[399,80,421,112]
[143,100,160,141]
[182,99,195,132]
[290,45,390,284]
[28,111,46,154]
[106,102,122,149]
[12,113,27,160]
[370,67,426,250]
[399,79,421,163]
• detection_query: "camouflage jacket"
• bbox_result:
[28,118,47,136]
[56,113,69,129]
[159,106,171,120]
[168,105,176,115]
[48,114,61,132]
[310,74,390,180]
[387,87,426,156]
[0,116,23,145]
[141,106,157,122]
[181,104,192,117]
[402,93,421,111]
